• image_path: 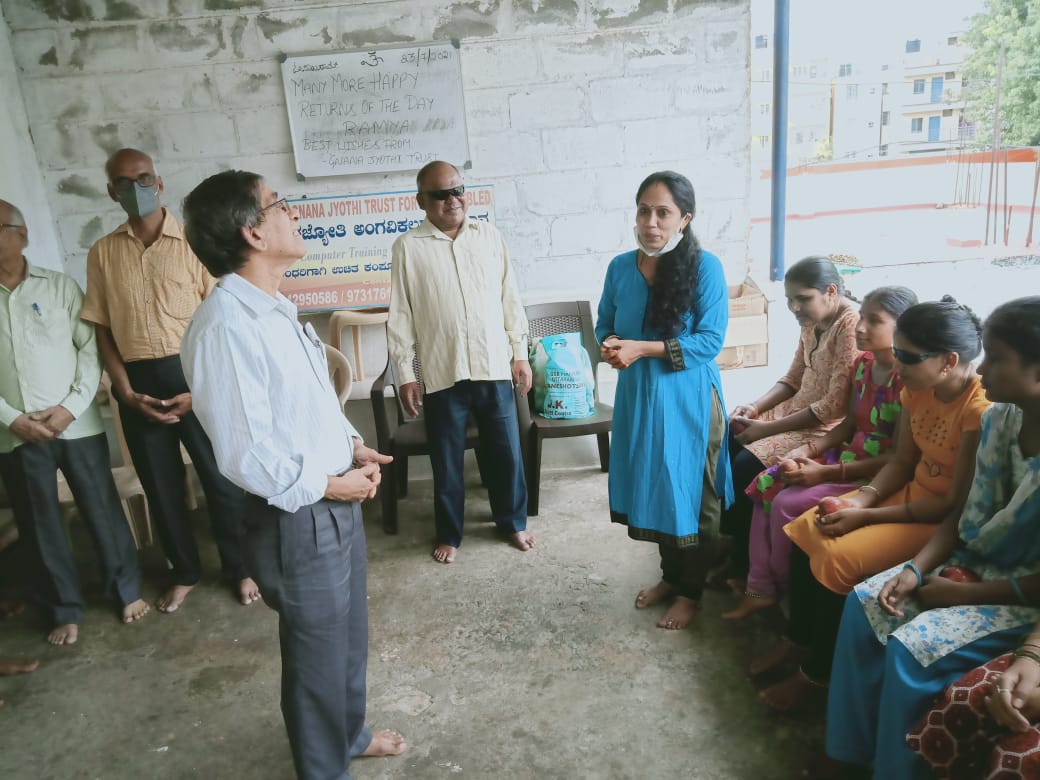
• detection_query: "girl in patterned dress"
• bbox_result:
[723,287,917,620]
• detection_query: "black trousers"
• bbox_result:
[0,434,141,625]
[120,355,247,585]
[243,494,370,780]
[787,545,846,681]
[718,437,766,577]
[657,387,726,601]
[422,380,527,548]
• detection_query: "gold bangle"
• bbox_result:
[859,485,880,498]
[839,461,848,482]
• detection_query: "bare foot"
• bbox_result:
[657,596,699,630]
[156,584,195,613]
[0,655,38,676]
[432,544,457,564]
[360,728,408,758]
[722,592,778,621]
[0,655,37,707]
[759,670,826,712]
[122,599,150,623]
[48,623,78,646]
[635,580,674,609]
[750,639,807,677]
[509,531,535,551]
[237,577,261,606]
[724,577,746,596]
[0,597,25,619]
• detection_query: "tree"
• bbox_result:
[961,0,1040,147]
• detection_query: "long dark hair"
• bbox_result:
[637,171,702,337]
[896,295,983,361]
[985,296,1040,365]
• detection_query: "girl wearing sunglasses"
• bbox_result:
[810,296,1040,780]
[762,297,991,714]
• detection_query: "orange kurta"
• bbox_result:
[785,375,991,593]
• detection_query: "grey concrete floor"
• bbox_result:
[0,436,822,780]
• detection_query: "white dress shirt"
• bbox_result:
[181,273,359,513]
[388,217,528,395]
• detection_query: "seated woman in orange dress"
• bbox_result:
[754,297,991,711]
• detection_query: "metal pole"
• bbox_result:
[984,41,1005,246]
[769,0,791,281]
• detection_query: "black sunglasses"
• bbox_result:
[423,185,465,201]
[892,346,942,365]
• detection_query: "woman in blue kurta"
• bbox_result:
[596,171,734,631]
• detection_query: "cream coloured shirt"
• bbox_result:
[388,217,528,395]
[81,210,215,362]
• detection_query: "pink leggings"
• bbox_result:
[745,482,858,597]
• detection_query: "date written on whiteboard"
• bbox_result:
[400,47,452,67]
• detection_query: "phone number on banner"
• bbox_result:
[286,286,391,308]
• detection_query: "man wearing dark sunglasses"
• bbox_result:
[388,161,535,564]
[81,148,257,615]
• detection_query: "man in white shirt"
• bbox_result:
[388,161,535,564]
[179,171,405,780]
[0,199,148,646]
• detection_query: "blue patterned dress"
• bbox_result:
[826,403,1040,779]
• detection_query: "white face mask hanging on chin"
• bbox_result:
[633,226,685,257]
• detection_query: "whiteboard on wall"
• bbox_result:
[279,41,471,179]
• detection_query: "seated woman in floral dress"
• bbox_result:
[724,286,917,620]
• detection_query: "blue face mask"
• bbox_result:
[117,182,160,219]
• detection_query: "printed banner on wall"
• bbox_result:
[284,185,495,312]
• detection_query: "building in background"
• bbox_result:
[890,32,973,155]
[751,0,983,165]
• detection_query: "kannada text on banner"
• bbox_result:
[283,185,496,312]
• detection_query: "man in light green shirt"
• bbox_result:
[0,199,148,646]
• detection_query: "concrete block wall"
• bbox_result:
[3,0,750,298]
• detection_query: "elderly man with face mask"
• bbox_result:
[80,149,257,614]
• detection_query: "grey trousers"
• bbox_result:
[0,433,142,625]
[243,494,371,780]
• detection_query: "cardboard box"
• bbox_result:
[718,276,769,370]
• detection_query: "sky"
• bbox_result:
[752,0,988,62]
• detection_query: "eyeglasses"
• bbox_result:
[423,185,465,201]
[893,346,942,365]
[259,197,290,216]
[110,173,157,192]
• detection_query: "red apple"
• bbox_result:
[939,566,981,584]
[818,496,848,516]
[779,459,799,474]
